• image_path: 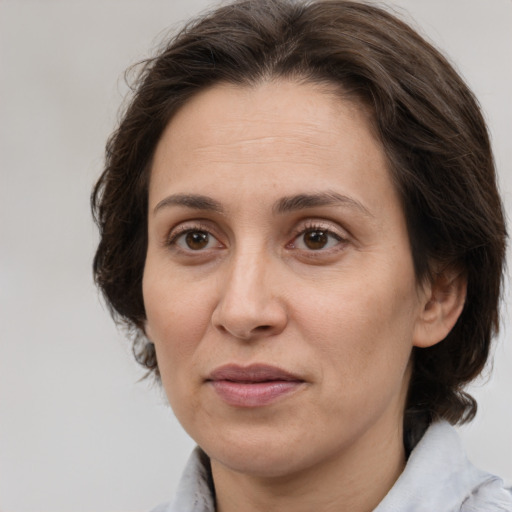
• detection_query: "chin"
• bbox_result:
[195,421,337,479]
[210,443,313,478]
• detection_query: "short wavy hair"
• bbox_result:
[92,0,507,446]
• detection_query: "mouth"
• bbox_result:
[206,364,305,408]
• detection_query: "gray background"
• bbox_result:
[0,1,510,511]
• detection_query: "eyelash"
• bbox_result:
[166,222,222,250]
[165,221,348,254]
[288,222,347,252]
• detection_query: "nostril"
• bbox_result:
[254,325,272,332]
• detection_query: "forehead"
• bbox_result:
[171,80,368,133]
[149,79,398,218]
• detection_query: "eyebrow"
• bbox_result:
[153,190,373,217]
[153,194,224,215]
[273,191,373,217]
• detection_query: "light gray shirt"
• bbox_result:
[151,421,512,511]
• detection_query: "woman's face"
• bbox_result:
[143,80,429,477]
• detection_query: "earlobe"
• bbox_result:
[413,269,467,348]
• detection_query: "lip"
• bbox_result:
[206,364,305,408]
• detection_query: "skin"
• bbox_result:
[143,80,465,512]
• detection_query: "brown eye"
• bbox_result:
[291,226,344,252]
[303,230,329,250]
[185,231,210,250]
[170,226,223,253]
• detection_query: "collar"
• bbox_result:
[162,421,511,512]
[374,421,511,512]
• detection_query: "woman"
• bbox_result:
[92,1,511,510]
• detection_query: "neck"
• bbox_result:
[211,419,406,512]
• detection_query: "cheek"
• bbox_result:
[143,268,213,421]
[294,266,419,386]
[142,261,215,371]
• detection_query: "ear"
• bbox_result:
[413,267,467,348]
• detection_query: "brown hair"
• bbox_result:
[92,0,507,445]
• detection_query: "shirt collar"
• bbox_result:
[167,421,511,512]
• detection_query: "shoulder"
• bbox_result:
[375,421,512,512]
[149,504,172,512]
[460,477,512,511]
[149,447,215,512]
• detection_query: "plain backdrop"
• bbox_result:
[0,1,511,511]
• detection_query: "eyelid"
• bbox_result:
[162,218,349,254]
[165,220,224,249]
[290,219,349,241]
[286,219,350,256]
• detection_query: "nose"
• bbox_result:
[211,250,288,341]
